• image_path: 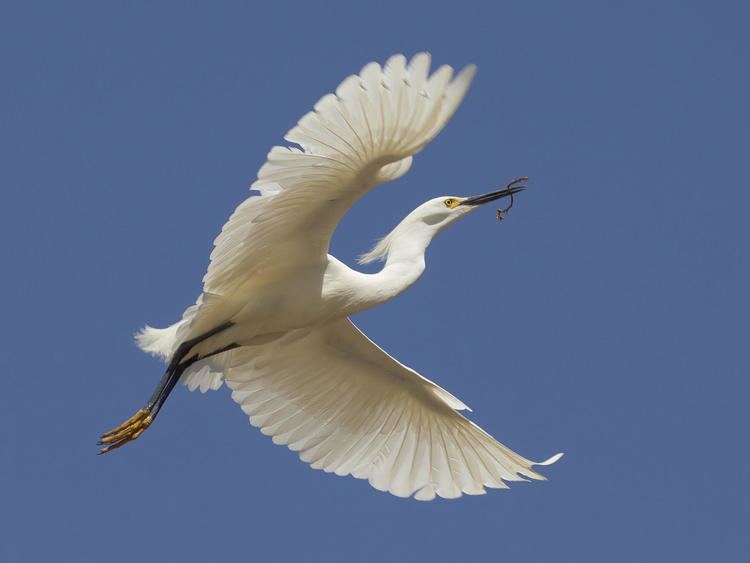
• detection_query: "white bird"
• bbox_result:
[99,53,562,500]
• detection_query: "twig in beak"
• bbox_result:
[497,176,528,222]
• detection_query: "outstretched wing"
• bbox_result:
[204,53,476,295]
[224,319,562,500]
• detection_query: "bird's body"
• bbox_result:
[144,228,428,361]
[100,53,562,500]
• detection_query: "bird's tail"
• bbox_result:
[135,292,232,393]
[135,322,183,361]
[135,320,229,393]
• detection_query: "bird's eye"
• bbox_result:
[444,199,454,208]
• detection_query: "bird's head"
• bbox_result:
[358,178,528,265]
[416,178,528,228]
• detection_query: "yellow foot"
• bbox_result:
[97,408,153,454]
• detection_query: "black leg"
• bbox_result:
[97,322,237,454]
[148,341,240,419]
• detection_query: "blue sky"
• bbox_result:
[1,1,748,561]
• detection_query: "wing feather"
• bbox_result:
[203,54,476,295]
[224,318,561,500]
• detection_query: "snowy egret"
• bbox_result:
[99,53,562,500]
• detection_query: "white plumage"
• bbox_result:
[224,319,560,500]
[103,53,562,500]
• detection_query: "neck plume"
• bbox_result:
[358,209,442,267]
[352,213,446,306]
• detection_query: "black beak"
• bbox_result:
[459,183,527,206]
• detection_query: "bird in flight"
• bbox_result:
[98,53,562,500]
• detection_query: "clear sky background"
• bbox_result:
[1,1,748,561]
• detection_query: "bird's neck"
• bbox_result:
[338,221,438,312]
[376,236,429,297]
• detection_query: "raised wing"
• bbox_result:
[224,319,562,500]
[204,53,476,295]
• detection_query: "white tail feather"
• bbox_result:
[135,314,227,393]
[135,323,182,361]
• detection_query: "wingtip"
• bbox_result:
[457,64,478,87]
[460,62,477,75]
[537,452,564,466]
